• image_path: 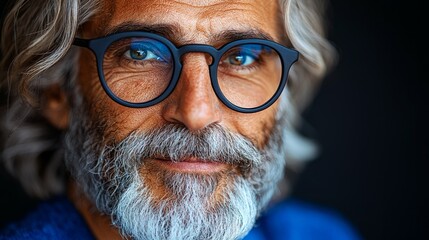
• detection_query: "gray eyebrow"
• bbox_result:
[212,29,275,43]
[103,21,276,46]
[103,22,183,39]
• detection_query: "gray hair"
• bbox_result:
[0,0,336,198]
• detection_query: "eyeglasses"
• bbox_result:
[73,31,298,113]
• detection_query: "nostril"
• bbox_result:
[162,53,222,131]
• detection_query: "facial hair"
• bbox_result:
[64,98,288,240]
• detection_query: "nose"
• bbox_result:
[162,53,222,131]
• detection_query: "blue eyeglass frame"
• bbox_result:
[73,31,299,113]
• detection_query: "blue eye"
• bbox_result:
[125,43,162,61]
[130,48,147,60]
[227,52,256,66]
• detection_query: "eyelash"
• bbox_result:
[220,52,264,72]
[107,43,163,67]
[107,41,268,72]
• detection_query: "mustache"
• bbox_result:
[103,124,263,170]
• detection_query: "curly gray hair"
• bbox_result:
[0,0,336,198]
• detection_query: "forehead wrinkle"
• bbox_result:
[91,0,284,45]
[193,1,282,41]
[154,0,237,9]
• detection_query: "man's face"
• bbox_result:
[66,0,288,239]
[78,0,283,147]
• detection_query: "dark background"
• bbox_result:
[290,1,427,240]
[0,0,427,239]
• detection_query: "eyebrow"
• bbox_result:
[103,21,276,46]
[104,22,183,40]
[213,29,275,44]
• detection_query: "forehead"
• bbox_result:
[85,0,283,44]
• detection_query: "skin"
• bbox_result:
[47,0,286,238]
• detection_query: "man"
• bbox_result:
[0,0,360,239]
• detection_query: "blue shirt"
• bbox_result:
[0,196,362,240]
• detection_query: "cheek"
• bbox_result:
[77,50,164,141]
[229,102,278,149]
[77,50,104,105]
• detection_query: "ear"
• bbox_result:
[41,84,70,130]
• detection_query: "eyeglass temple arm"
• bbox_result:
[73,38,89,47]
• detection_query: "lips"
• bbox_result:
[152,157,227,173]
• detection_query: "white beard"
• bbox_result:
[64,96,288,240]
[114,171,257,240]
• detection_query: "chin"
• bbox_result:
[112,163,258,240]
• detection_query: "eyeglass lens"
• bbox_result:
[102,37,283,109]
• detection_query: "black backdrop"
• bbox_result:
[290,1,427,239]
[0,1,427,239]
